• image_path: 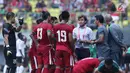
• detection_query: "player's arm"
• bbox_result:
[69,32,75,52]
[3,25,10,47]
[30,32,39,48]
[94,29,104,44]
[93,68,102,73]
[13,18,24,32]
[12,24,22,32]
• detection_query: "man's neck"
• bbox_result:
[80,24,86,28]
[60,20,67,24]
[98,23,103,27]
[43,20,48,23]
[6,20,11,24]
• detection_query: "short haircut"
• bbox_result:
[17,33,23,40]
[95,15,104,23]
[59,14,62,22]
[105,58,113,65]
[6,12,15,20]
[78,15,88,22]
[61,11,70,21]
[36,19,43,24]
[104,14,113,22]
[42,11,50,20]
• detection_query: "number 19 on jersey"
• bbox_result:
[57,30,67,42]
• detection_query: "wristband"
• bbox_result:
[6,45,9,48]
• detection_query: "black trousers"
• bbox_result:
[75,48,90,60]
[4,47,16,73]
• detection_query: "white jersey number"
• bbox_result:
[37,28,43,39]
[57,30,67,42]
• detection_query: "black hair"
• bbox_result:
[36,19,43,24]
[59,14,62,22]
[6,12,15,20]
[17,33,23,40]
[42,11,50,20]
[50,16,58,21]
[105,58,113,65]
[53,17,58,20]
[78,15,88,23]
[61,11,70,21]
[95,15,104,23]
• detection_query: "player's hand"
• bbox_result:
[90,41,94,44]
[7,48,12,56]
[22,57,25,62]
[18,17,24,25]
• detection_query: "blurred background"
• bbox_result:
[0,0,130,72]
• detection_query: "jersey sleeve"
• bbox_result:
[68,26,73,33]
[98,28,104,38]
[2,24,10,35]
[98,61,105,72]
[113,61,119,73]
[72,28,77,39]
[32,26,37,36]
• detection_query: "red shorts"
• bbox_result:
[28,49,38,69]
[37,45,54,65]
[55,50,71,67]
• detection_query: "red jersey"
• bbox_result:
[54,23,73,54]
[73,58,100,73]
[35,22,52,46]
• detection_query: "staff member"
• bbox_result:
[92,15,110,58]
[2,12,23,73]
[73,15,93,60]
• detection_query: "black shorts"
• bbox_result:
[16,57,22,63]
[124,53,130,63]
[4,47,16,67]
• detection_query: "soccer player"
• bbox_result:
[32,11,53,73]
[73,57,104,73]
[29,18,43,73]
[95,58,123,73]
[54,11,74,73]
[2,12,23,73]
[16,33,26,73]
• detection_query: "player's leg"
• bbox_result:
[3,65,8,73]
[9,50,17,73]
[36,53,43,73]
[49,49,55,73]
[29,50,37,73]
[63,51,71,73]
[17,57,24,73]
[42,50,51,73]
[54,50,63,73]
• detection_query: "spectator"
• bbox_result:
[36,0,46,8]
[73,15,93,60]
